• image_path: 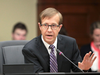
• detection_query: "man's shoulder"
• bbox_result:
[24,35,41,48]
[58,34,76,41]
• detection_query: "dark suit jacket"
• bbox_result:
[22,34,82,73]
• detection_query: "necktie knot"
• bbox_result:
[49,45,55,50]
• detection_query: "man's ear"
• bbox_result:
[59,24,63,30]
[38,22,40,27]
[38,22,41,30]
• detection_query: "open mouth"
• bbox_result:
[47,35,52,37]
[46,35,53,38]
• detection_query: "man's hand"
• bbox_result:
[78,51,97,70]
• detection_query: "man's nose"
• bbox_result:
[47,26,52,31]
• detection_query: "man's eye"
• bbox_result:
[44,24,48,26]
[52,25,56,27]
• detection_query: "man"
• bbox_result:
[22,7,96,73]
[12,22,28,40]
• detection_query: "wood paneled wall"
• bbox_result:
[37,0,100,49]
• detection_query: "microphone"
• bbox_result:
[56,48,84,73]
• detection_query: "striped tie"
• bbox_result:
[49,45,58,72]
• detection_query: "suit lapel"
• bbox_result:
[57,35,64,71]
[37,35,50,71]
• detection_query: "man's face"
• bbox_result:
[39,14,62,44]
[12,28,27,40]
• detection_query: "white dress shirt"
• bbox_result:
[41,35,57,57]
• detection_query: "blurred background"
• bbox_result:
[0,0,37,41]
[1,0,100,49]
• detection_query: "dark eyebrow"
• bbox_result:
[51,23,58,25]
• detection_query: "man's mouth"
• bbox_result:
[46,35,53,38]
[47,35,52,37]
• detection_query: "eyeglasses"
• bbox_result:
[40,24,60,30]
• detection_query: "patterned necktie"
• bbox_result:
[49,45,58,72]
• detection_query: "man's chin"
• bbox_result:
[45,39,54,45]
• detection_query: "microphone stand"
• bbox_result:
[56,48,84,73]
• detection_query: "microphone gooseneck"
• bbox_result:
[56,48,84,73]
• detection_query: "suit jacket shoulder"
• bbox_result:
[57,34,76,43]
[23,35,42,50]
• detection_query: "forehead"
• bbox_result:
[41,14,60,24]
